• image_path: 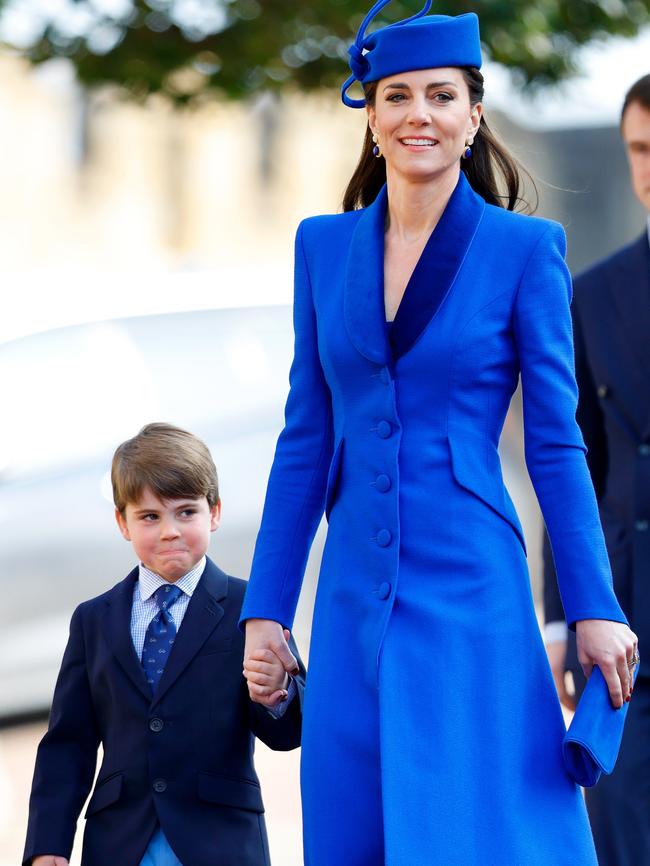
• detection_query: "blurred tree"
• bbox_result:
[0,0,648,104]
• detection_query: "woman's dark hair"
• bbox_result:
[342,68,537,214]
[621,73,650,122]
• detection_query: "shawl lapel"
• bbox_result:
[343,172,486,365]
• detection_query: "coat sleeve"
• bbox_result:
[541,281,610,627]
[240,220,334,629]
[23,605,101,865]
[513,223,626,630]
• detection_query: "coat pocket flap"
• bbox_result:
[324,438,344,520]
[197,772,264,813]
[85,773,123,818]
[447,432,526,553]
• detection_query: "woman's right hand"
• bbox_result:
[244,618,299,707]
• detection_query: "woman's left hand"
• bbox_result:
[576,619,638,709]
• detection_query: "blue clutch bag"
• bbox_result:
[563,662,638,788]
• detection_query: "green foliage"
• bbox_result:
[1,0,649,104]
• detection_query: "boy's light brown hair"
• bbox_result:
[112,423,219,514]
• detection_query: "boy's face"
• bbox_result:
[115,487,221,582]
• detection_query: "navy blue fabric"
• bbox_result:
[23,558,305,866]
[342,0,481,107]
[141,585,182,693]
[389,173,483,359]
[543,232,650,865]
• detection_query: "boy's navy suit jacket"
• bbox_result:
[544,233,650,677]
[23,557,305,866]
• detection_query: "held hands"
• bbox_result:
[545,639,576,712]
[576,619,639,709]
[244,619,299,708]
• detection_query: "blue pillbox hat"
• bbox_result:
[342,0,482,108]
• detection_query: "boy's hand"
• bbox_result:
[32,857,69,865]
[244,626,294,708]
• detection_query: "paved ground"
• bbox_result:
[0,721,303,866]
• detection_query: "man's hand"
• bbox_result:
[244,619,298,707]
[576,619,638,709]
[545,639,576,712]
[32,857,69,865]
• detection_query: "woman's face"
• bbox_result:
[366,67,482,184]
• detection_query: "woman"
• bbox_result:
[241,2,638,864]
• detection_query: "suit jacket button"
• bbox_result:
[638,444,650,457]
[375,474,391,492]
[377,529,392,547]
[597,385,609,399]
[377,421,392,439]
[635,519,649,532]
[153,778,167,793]
[149,718,164,733]
[377,582,391,600]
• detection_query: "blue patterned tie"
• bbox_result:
[141,584,183,694]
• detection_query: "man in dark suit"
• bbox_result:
[23,423,305,866]
[544,73,650,866]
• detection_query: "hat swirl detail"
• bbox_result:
[348,44,370,82]
[341,0,481,109]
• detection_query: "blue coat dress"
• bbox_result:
[240,172,627,866]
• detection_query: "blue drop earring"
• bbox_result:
[372,132,382,158]
[462,139,473,159]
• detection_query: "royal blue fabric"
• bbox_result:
[342,0,481,107]
[241,171,628,865]
[139,827,183,866]
[564,662,639,788]
[23,559,305,866]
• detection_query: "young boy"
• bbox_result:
[23,423,304,866]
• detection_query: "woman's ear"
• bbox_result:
[468,102,483,140]
[366,103,377,136]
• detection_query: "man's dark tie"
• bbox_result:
[141,584,183,693]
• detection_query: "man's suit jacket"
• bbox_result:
[23,557,305,866]
[544,232,650,678]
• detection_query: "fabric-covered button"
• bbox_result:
[377,529,392,547]
[377,582,391,600]
[149,718,164,733]
[638,444,650,457]
[377,421,392,439]
[635,520,649,532]
[153,778,167,793]
[375,474,391,492]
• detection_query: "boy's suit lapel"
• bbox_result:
[102,568,152,701]
[152,558,228,707]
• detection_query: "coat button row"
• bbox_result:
[153,778,167,793]
[149,718,164,732]
[375,474,391,492]
[377,421,392,439]
[377,529,392,547]
[377,582,392,600]
[635,520,649,533]
[638,444,650,457]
